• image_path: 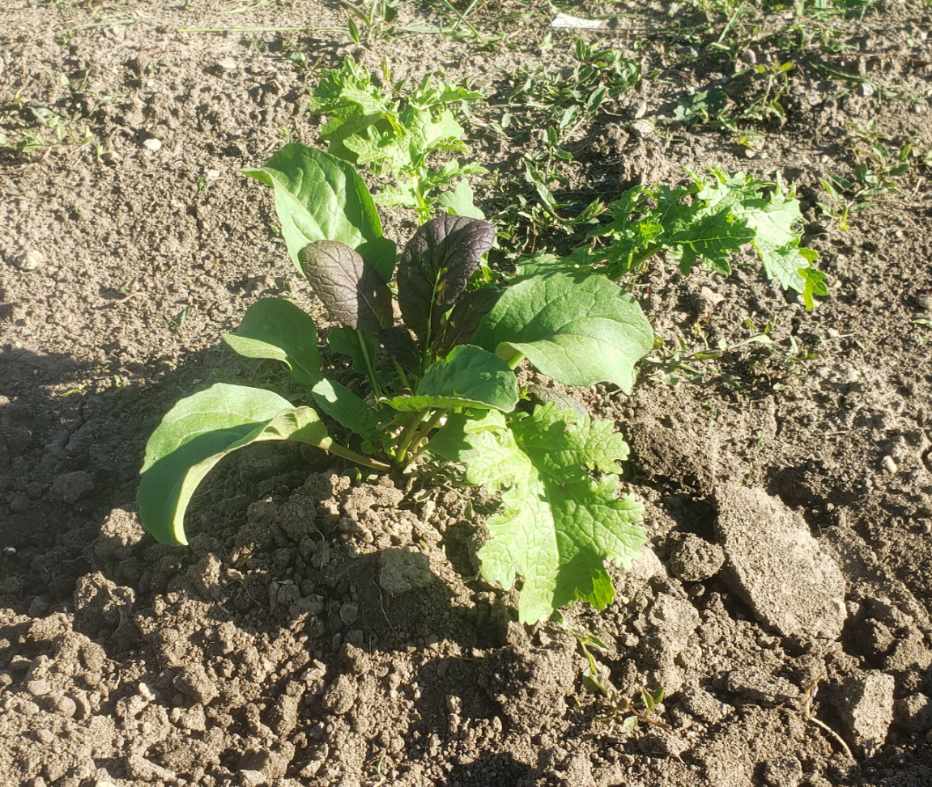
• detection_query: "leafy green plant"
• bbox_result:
[137,143,654,624]
[308,57,484,221]
[523,168,827,310]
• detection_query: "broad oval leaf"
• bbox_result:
[244,143,395,280]
[138,384,331,545]
[472,273,653,393]
[310,377,380,439]
[387,345,518,413]
[299,240,392,332]
[429,405,645,623]
[223,298,322,385]
[397,215,495,346]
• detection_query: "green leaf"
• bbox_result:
[244,142,395,280]
[300,240,392,332]
[327,326,375,374]
[473,273,653,393]
[436,179,485,219]
[138,384,330,545]
[223,298,321,386]
[387,345,518,413]
[655,184,753,275]
[429,405,645,623]
[310,378,379,438]
[397,215,495,348]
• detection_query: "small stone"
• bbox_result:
[142,137,162,152]
[378,548,433,594]
[882,455,898,474]
[216,57,237,72]
[50,471,95,503]
[0,672,12,688]
[836,671,895,755]
[631,118,655,137]
[724,668,799,706]
[126,755,176,782]
[715,484,846,640]
[762,756,803,787]
[17,699,40,717]
[205,168,221,181]
[137,682,155,701]
[696,286,725,315]
[917,293,932,314]
[885,631,932,673]
[54,695,77,718]
[240,771,266,786]
[626,546,666,582]
[667,533,725,582]
[339,602,359,626]
[178,704,207,732]
[27,678,51,697]
[173,664,218,705]
[322,674,357,715]
[14,249,45,270]
[894,693,932,732]
[35,728,55,744]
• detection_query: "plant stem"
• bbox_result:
[404,411,444,463]
[356,329,382,398]
[394,412,427,464]
[328,442,392,473]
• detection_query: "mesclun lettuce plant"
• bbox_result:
[137,143,653,624]
[309,56,485,222]
[523,169,828,310]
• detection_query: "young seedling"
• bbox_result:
[137,143,654,624]
[308,57,485,222]
[521,168,828,310]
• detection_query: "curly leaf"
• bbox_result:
[244,143,395,280]
[473,273,653,393]
[430,405,645,623]
[138,384,330,545]
[223,298,322,386]
[387,345,518,413]
[397,215,495,346]
[300,240,392,332]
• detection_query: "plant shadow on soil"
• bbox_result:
[1,343,546,782]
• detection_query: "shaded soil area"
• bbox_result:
[1,1,931,785]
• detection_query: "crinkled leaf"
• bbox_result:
[655,185,753,275]
[138,384,330,546]
[738,182,823,303]
[435,286,502,354]
[244,143,395,280]
[397,215,495,346]
[388,345,518,413]
[299,240,392,332]
[429,405,645,623]
[310,377,379,439]
[592,171,827,306]
[223,298,321,386]
[473,273,653,393]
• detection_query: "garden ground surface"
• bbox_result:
[1,1,931,785]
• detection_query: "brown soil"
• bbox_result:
[2,1,931,786]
